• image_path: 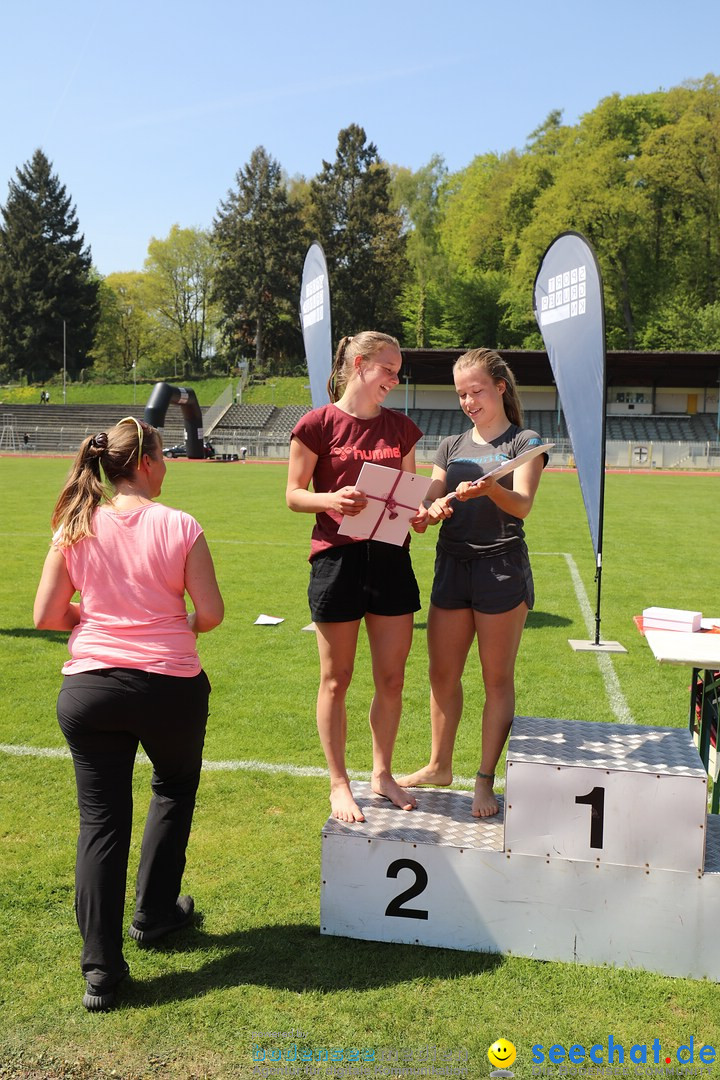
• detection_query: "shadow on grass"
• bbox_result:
[524,611,572,630]
[0,626,69,642]
[124,921,503,1006]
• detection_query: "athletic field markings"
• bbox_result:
[534,551,633,725]
[0,742,489,791]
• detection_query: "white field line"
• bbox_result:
[0,742,487,790]
[533,551,633,724]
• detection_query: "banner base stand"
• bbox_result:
[568,638,627,653]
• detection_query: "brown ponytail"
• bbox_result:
[327,336,355,403]
[51,419,161,546]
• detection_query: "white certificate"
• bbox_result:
[337,463,432,547]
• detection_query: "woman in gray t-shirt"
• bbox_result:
[399,348,547,818]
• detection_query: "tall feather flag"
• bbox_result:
[300,242,332,409]
[533,230,617,649]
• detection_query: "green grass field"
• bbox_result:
[2,456,720,1079]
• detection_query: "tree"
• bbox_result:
[434,151,522,347]
[143,225,219,377]
[503,93,671,347]
[392,155,448,346]
[90,272,170,382]
[308,125,409,338]
[213,147,304,368]
[639,77,720,309]
[0,149,98,382]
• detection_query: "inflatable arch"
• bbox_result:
[144,382,205,459]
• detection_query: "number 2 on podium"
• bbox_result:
[384,859,429,920]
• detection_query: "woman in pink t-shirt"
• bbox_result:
[287,331,426,825]
[34,417,223,1012]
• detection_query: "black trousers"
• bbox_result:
[57,667,210,987]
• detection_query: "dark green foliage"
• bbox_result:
[213,146,305,368]
[393,156,448,347]
[308,124,409,338]
[396,77,720,351]
[0,149,98,382]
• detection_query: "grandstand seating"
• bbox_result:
[0,403,194,453]
[523,410,568,439]
[217,403,275,430]
[1,402,717,454]
[263,404,311,435]
[604,414,716,442]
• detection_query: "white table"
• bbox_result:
[644,623,720,810]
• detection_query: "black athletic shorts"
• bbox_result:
[308,541,421,622]
[430,544,534,614]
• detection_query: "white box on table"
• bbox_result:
[643,606,702,633]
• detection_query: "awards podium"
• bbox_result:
[320,717,720,980]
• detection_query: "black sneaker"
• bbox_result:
[128,895,195,944]
[82,962,129,1012]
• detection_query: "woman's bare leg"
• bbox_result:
[471,603,528,817]
[365,612,416,810]
[315,619,364,822]
[398,605,475,788]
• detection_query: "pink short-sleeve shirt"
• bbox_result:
[59,502,203,677]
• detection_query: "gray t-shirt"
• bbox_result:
[434,424,546,558]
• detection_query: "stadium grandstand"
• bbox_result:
[2,349,718,468]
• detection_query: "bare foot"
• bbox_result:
[371,772,417,811]
[395,764,453,789]
[330,781,365,823]
[471,774,499,818]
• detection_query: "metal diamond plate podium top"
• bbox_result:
[321,782,504,851]
[705,815,720,871]
[508,715,706,775]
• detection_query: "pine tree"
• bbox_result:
[308,125,409,339]
[213,147,304,367]
[0,149,98,382]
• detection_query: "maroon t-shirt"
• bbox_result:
[291,403,423,559]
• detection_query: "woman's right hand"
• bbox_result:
[427,496,454,525]
[328,486,368,516]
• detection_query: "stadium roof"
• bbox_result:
[400,349,720,389]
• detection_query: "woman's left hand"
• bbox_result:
[455,475,496,501]
[427,496,454,524]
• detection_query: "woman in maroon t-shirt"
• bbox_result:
[287,331,425,824]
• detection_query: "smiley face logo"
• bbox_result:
[488,1039,516,1070]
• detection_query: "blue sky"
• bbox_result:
[2,0,718,276]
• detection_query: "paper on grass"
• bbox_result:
[446,442,553,500]
[254,614,284,625]
[337,463,432,547]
